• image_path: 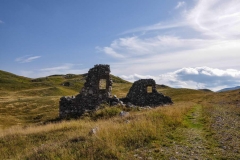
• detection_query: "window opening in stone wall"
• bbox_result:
[99,79,107,90]
[147,86,153,93]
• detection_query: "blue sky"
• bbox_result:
[1,0,240,91]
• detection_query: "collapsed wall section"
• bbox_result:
[59,96,80,118]
[126,79,173,106]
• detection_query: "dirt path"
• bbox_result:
[204,104,240,159]
[126,105,220,159]
[164,105,221,159]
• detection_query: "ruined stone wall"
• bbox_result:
[59,64,112,118]
[59,65,173,118]
[59,96,81,118]
[126,79,173,106]
[79,64,111,101]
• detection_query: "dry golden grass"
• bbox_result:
[0,102,193,159]
[1,87,239,159]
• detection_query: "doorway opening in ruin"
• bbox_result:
[99,79,107,90]
[147,86,153,93]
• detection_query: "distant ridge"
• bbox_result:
[156,84,170,88]
[198,89,213,92]
[217,86,240,92]
[0,70,131,92]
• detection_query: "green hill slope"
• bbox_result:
[0,70,239,159]
[0,70,32,91]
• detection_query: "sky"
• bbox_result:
[0,0,240,91]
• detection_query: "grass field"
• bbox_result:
[0,70,239,159]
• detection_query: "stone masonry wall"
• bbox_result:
[126,79,173,106]
[59,64,112,118]
[59,65,173,118]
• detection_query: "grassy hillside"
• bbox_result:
[0,71,85,128]
[0,70,239,159]
[0,71,132,128]
[0,70,32,91]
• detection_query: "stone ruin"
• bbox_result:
[59,64,112,118]
[122,79,173,106]
[59,64,173,118]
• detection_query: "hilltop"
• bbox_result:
[217,86,240,92]
[0,70,240,159]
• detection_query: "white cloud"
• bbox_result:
[175,1,186,9]
[20,63,87,78]
[120,22,187,35]
[15,55,41,63]
[106,37,240,77]
[101,35,225,59]
[40,64,73,71]
[39,63,87,75]
[0,20,4,24]
[120,0,240,38]
[121,67,240,91]
[186,0,240,38]
[121,74,156,82]
[96,46,125,58]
